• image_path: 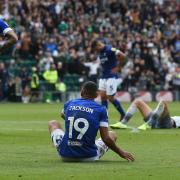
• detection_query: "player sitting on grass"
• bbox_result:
[48,81,134,162]
[110,99,180,130]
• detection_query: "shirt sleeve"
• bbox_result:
[84,62,90,67]
[111,47,121,55]
[99,107,109,127]
[59,101,68,116]
[106,45,120,56]
[63,101,71,114]
[0,19,12,35]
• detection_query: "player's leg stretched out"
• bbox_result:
[110,98,178,130]
[110,99,154,129]
[110,99,169,130]
[139,100,166,129]
[144,100,173,129]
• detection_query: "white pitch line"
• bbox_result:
[0,128,47,132]
[127,126,140,133]
[0,120,47,124]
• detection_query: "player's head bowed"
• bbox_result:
[81,81,98,99]
[91,38,105,52]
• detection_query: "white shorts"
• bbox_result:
[51,129,65,148]
[99,78,120,96]
[51,129,109,161]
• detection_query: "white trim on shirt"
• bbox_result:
[100,121,108,127]
[3,27,12,35]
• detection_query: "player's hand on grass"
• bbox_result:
[119,151,135,162]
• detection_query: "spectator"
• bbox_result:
[0,62,9,101]
[30,67,39,102]
[19,67,30,90]
[84,54,100,83]
[0,0,179,99]
[56,62,65,81]
[43,63,58,91]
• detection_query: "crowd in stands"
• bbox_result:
[0,0,179,102]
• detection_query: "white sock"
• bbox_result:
[121,104,137,124]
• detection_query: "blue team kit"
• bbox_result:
[58,98,108,158]
[99,45,119,79]
[0,19,11,35]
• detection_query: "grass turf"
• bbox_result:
[0,102,180,180]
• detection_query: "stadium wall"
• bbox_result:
[105,91,177,102]
[67,91,180,103]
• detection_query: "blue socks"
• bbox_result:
[102,99,125,120]
[112,99,125,118]
[102,100,108,109]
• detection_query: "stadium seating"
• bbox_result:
[64,74,81,91]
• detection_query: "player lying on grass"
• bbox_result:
[0,18,18,52]
[110,99,180,130]
[48,81,134,162]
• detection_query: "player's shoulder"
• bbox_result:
[64,99,73,108]
[105,44,112,50]
[0,19,4,23]
[64,98,104,108]
[105,44,117,53]
[107,45,118,52]
[98,105,107,114]
[89,100,107,112]
[0,19,8,26]
[64,99,76,106]
[64,98,84,107]
[0,19,11,34]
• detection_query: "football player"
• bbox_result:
[0,18,18,52]
[91,39,127,128]
[48,81,134,162]
[111,98,180,130]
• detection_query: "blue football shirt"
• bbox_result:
[0,19,12,35]
[59,98,108,158]
[98,45,119,79]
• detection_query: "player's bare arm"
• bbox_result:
[116,49,126,62]
[99,127,134,162]
[111,48,126,73]
[0,29,18,53]
[61,109,65,120]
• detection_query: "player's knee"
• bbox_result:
[134,98,143,106]
[48,120,59,131]
[109,131,117,142]
[107,95,114,102]
[48,120,58,126]
[101,95,107,101]
[162,101,168,111]
[160,100,166,105]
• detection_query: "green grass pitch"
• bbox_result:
[0,102,180,180]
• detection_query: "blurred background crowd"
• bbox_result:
[0,0,179,102]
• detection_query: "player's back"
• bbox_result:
[59,98,108,158]
[99,45,118,78]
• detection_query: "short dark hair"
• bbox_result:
[81,81,98,98]
[91,39,99,50]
